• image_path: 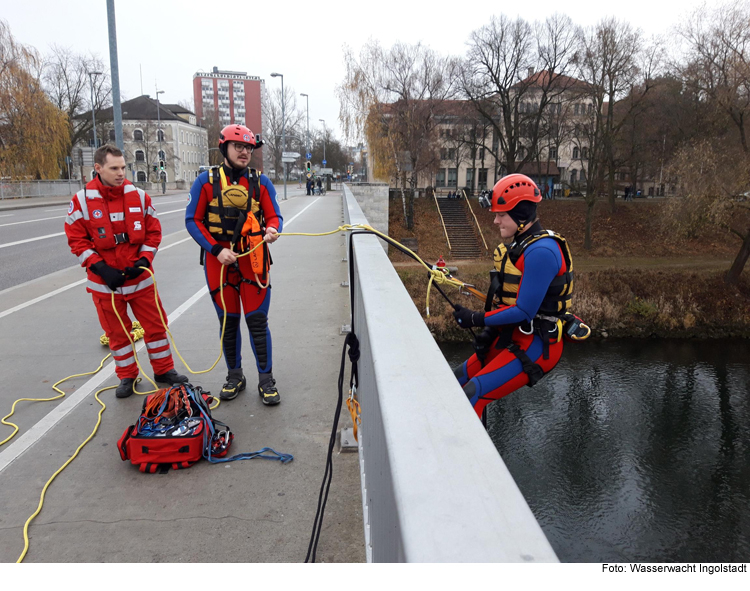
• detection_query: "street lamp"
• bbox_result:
[270,72,287,201]
[318,119,326,165]
[300,93,309,160]
[88,71,102,150]
[156,89,164,188]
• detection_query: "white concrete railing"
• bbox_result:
[342,184,559,563]
[0,179,83,199]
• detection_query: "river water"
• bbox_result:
[440,338,750,563]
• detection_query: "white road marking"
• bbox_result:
[0,214,14,218]
[0,232,65,249]
[283,196,320,226]
[45,208,69,212]
[0,232,192,320]
[0,286,208,475]
[0,215,65,227]
[0,206,317,471]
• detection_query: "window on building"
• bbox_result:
[448,148,456,160]
[570,169,577,183]
[157,129,165,142]
[440,148,448,160]
[133,129,144,141]
[580,168,587,182]
[135,150,145,162]
[479,147,485,160]
[448,168,458,187]
[158,150,166,160]
[549,146,558,159]
[573,146,579,159]
[581,147,588,159]
[574,104,579,115]
[478,168,488,190]
[109,129,116,141]
[435,169,446,187]
[518,146,525,159]
[137,171,146,182]
[588,103,593,114]
[466,168,475,189]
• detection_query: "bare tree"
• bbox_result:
[43,45,112,160]
[461,14,580,183]
[261,84,304,180]
[576,17,661,247]
[338,40,457,228]
[665,140,750,282]
[679,1,750,153]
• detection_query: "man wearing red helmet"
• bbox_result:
[185,125,283,404]
[452,173,577,420]
[65,145,188,398]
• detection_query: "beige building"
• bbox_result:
[74,95,208,188]
[417,71,595,196]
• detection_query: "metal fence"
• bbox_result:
[0,180,82,200]
[342,184,559,563]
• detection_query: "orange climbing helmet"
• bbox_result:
[490,174,541,213]
[218,125,264,157]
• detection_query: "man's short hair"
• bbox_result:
[94,144,123,165]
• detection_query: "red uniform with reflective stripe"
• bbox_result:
[65,176,175,379]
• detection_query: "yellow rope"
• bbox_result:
[5,222,478,562]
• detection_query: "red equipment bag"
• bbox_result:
[117,384,233,473]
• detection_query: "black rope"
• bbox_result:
[304,228,475,561]
[305,231,362,563]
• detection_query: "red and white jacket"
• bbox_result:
[65,176,162,298]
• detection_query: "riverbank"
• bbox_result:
[388,196,750,340]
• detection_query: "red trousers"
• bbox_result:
[93,286,175,379]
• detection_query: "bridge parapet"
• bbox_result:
[342,184,559,563]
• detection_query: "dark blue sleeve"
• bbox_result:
[259,174,283,233]
[484,240,562,327]
[185,171,214,252]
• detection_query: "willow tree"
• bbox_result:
[338,40,456,229]
[0,20,68,179]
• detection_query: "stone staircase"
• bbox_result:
[435,197,486,259]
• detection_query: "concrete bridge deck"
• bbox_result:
[0,190,365,562]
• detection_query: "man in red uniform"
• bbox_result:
[185,125,282,404]
[65,145,187,398]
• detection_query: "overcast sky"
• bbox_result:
[5,0,707,142]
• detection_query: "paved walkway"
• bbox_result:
[0,192,365,562]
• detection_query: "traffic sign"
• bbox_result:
[322,159,327,165]
[281,157,296,163]
[306,152,312,159]
[282,152,300,158]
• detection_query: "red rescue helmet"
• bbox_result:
[219,124,263,158]
[490,173,541,212]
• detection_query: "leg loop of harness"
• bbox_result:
[506,343,545,387]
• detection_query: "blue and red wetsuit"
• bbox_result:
[454,235,567,418]
[185,167,282,376]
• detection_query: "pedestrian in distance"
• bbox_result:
[452,173,584,422]
[185,125,283,405]
[65,145,188,398]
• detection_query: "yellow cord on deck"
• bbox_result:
[3,221,479,562]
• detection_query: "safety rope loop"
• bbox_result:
[345,332,360,364]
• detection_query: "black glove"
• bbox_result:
[473,327,496,360]
[124,257,150,279]
[452,305,485,329]
[91,261,126,291]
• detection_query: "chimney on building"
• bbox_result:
[212,66,218,73]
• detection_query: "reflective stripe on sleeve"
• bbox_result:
[139,245,158,254]
[78,249,96,264]
[76,190,89,220]
[66,210,84,225]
